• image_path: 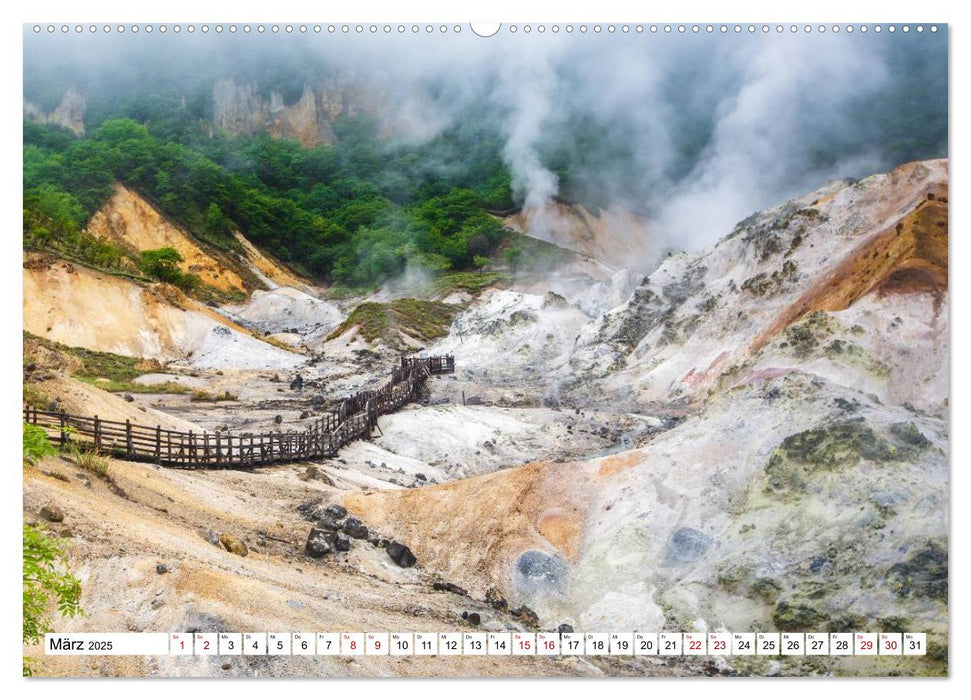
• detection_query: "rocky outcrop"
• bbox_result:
[210,74,441,147]
[213,79,332,147]
[212,77,401,147]
[24,88,86,135]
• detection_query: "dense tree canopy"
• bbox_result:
[24,115,515,288]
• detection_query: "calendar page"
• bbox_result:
[21,13,948,681]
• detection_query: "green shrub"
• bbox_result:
[23,423,55,466]
[503,246,523,271]
[23,523,83,676]
[72,447,110,478]
[139,247,201,293]
[23,385,50,410]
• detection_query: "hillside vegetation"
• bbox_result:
[24,118,515,289]
[328,299,459,347]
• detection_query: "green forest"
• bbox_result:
[24,114,519,289]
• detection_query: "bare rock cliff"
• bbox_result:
[211,77,387,147]
[23,88,86,135]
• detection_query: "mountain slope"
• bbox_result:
[343,160,949,675]
[23,254,303,370]
[567,159,948,414]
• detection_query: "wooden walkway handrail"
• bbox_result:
[24,354,454,470]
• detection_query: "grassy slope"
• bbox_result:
[326,299,459,346]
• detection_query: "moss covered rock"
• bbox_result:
[885,541,948,601]
[773,600,825,631]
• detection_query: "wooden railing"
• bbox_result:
[24,354,454,469]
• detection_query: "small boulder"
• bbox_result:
[198,529,220,546]
[510,605,540,628]
[156,564,169,575]
[333,535,352,552]
[218,533,249,557]
[386,541,417,568]
[557,623,574,634]
[39,504,64,523]
[124,394,134,403]
[319,517,342,532]
[298,467,334,485]
[543,291,568,308]
[415,473,427,482]
[305,528,333,558]
[342,518,369,540]
[296,501,319,521]
[274,415,283,424]
[485,587,507,611]
[324,504,348,520]
[467,612,481,626]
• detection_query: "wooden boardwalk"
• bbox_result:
[24,355,454,469]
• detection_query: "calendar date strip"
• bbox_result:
[44,631,927,657]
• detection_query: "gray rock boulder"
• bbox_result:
[305,528,333,558]
[39,504,64,523]
[386,541,416,567]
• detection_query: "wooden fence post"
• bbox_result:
[22,354,453,469]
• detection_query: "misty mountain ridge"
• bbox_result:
[24,30,946,267]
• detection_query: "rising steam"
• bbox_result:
[24,27,947,271]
